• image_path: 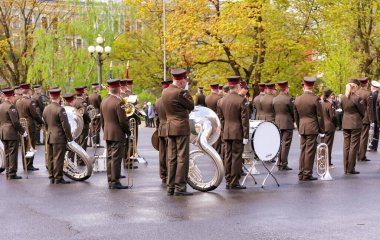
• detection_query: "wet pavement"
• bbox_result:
[1,127,380,240]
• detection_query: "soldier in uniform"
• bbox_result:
[155,80,172,186]
[83,85,89,105]
[32,85,45,145]
[321,88,338,166]
[341,80,365,174]
[356,77,372,162]
[195,87,206,106]
[273,81,294,171]
[368,80,380,152]
[206,83,223,155]
[0,88,25,179]
[218,85,224,96]
[239,81,248,97]
[162,68,194,196]
[16,83,44,171]
[88,83,102,147]
[100,79,131,189]
[294,77,325,181]
[217,76,249,189]
[43,88,73,184]
[253,83,265,120]
[63,93,75,106]
[72,87,91,165]
[14,86,22,103]
[260,83,276,121]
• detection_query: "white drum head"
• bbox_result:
[252,121,281,161]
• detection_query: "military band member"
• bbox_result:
[43,88,73,184]
[369,81,380,152]
[0,88,25,179]
[100,79,130,189]
[72,87,91,165]
[83,85,89,105]
[32,85,44,145]
[260,83,276,121]
[162,68,194,196]
[217,76,249,189]
[195,87,206,106]
[273,81,294,171]
[218,85,224,96]
[14,86,22,103]
[253,83,265,120]
[16,83,44,171]
[63,93,75,106]
[294,77,325,181]
[341,80,364,174]
[239,81,249,97]
[155,80,172,186]
[206,83,223,155]
[356,77,372,161]
[321,88,338,166]
[88,83,102,146]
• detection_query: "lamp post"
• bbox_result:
[88,35,111,88]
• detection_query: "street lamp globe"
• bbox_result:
[88,45,95,53]
[96,35,104,44]
[104,46,112,54]
[95,45,104,53]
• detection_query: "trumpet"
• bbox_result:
[316,136,333,181]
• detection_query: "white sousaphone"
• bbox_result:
[188,106,224,192]
[63,106,93,181]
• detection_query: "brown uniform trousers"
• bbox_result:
[217,92,249,187]
[0,101,25,177]
[16,96,44,169]
[88,92,102,145]
[294,91,325,179]
[321,100,338,165]
[341,94,365,173]
[155,96,168,182]
[356,88,372,161]
[273,92,294,168]
[43,102,73,181]
[100,94,130,184]
[253,93,265,120]
[195,93,206,106]
[32,93,44,144]
[162,84,194,193]
[205,92,223,155]
[260,94,275,121]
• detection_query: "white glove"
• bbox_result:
[184,82,189,91]
[243,138,249,145]
[370,123,375,127]
[319,133,325,138]
[22,132,27,138]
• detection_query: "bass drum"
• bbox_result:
[243,120,281,161]
[63,106,93,181]
[0,140,4,170]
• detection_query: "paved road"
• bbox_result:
[1,127,380,240]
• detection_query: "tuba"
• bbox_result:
[316,136,333,181]
[188,106,224,192]
[63,106,93,181]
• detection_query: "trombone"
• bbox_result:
[127,118,137,188]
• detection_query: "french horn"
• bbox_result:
[188,106,224,192]
[63,106,93,181]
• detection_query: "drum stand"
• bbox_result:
[242,157,280,188]
[92,134,107,172]
[261,157,280,188]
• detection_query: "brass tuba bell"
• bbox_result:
[123,96,135,117]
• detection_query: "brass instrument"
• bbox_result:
[0,140,4,170]
[19,133,28,178]
[127,117,137,188]
[316,136,333,181]
[151,129,159,151]
[367,123,376,150]
[19,118,35,158]
[123,96,136,117]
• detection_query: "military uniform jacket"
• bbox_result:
[43,102,73,144]
[321,100,338,133]
[161,84,194,136]
[217,92,249,140]
[253,93,264,120]
[205,92,222,113]
[155,96,167,137]
[356,88,372,124]
[294,91,325,135]
[100,94,130,141]
[195,93,206,106]
[73,97,91,129]
[88,92,102,110]
[273,92,294,130]
[371,91,378,123]
[0,101,25,141]
[16,96,44,133]
[341,94,365,129]
[32,93,45,116]
[260,94,276,121]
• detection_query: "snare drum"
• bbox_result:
[243,120,281,161]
